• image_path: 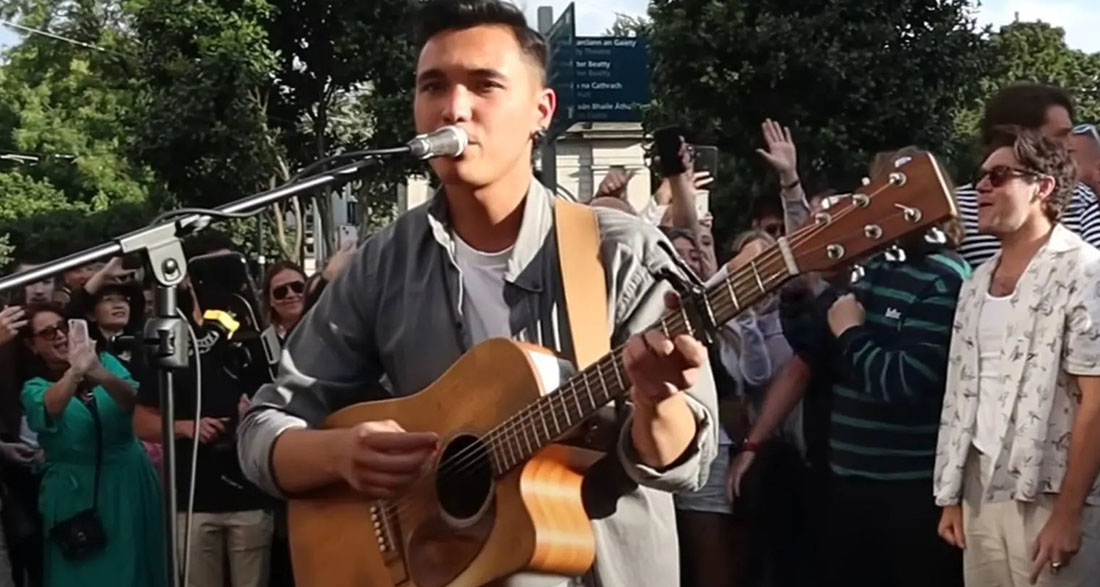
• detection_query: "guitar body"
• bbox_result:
[287,339,597,587]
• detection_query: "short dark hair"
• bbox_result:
[182,229,235,260]
[988,125,1077,222]
[980,83,1075,147]
[262,260,306,321]
[750,195,783,222]
[415,0,549,84]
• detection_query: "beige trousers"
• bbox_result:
[962,451,1100,587]
[177,510,273,587]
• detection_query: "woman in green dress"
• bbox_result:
[19,303,165,587]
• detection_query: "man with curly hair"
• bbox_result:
[935,127,1100,586]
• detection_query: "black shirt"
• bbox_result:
[136,319,271,513]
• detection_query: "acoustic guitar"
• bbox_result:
[286,152,958,587]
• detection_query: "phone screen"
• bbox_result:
[693,145,719,178]
[68,319,88,347]
[653,126,688,178]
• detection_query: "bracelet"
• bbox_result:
[741,439,761,453]
[782,178,801,190]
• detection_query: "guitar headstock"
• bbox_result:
[789,152,958,274]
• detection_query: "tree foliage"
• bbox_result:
[0,0,421,268]
[646,0,994,247]
[0,0,154,263]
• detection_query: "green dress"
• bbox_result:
[21,353,167,587]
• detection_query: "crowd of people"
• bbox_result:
[1,1,1100,587]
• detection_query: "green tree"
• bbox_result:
[605,13,650,38]
[265,0,419,251]
[0,0,155,263]
[646,0,993,247]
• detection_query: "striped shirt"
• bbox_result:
[956,183,1100,267]
[790,250,971,481]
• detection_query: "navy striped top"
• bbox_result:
[788,250,971,481]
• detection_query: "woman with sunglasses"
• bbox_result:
[17,304,165,587]
[262,262,308,340]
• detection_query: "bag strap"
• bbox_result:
[553,198,610,368]
[82,390,104,510]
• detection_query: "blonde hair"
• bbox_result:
[730,229,777,255]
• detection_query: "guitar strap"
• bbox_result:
[553,199,627,464]
[553,198,610,368]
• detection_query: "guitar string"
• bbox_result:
[377,248,796,523]
[386,196,903,504]
[403,197,904,493]
[378,221,904,525]
[377,192,914,520]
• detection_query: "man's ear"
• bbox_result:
[534,87,556,135]
[1036,175,1058,203]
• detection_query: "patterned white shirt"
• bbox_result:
[934,225,1100,506]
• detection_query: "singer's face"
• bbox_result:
[414,25,555,187]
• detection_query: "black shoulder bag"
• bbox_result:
[49,391,107,560]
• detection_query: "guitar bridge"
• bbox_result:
[371,503,399,554]
[371,502,413,585]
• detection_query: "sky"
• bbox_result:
[0,1,1095,52]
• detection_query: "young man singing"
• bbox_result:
[935,128,1100,586]
[238,1,719,586]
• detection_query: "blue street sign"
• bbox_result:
[571,37,650,123]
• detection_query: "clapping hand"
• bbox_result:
[67,337,100,377]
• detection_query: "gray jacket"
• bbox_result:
[238,179,719,586]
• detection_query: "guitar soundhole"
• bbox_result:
[436,434,493,523]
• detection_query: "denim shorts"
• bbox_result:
[673,444,733,514]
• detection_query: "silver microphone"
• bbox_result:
[406,125,469,159]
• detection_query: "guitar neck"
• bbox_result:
[487,242,796,474]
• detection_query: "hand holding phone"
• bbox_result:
[66,318,98,376]
[653,126,689,178]
[68,319,89,347]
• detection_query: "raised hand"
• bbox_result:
[67,338,99,376]
[322,241,357,282]
[756,119,798,179]
[0,306,28,346]
[596,168,632,199]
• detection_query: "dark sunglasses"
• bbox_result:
[34,321,68,340]
[272,281,305,301]
[1073,123,1100,145]
[974,165,1044,188]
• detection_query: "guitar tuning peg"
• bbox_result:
[925,226,947,245]
[884,244,906,263]
[849,264,866,284]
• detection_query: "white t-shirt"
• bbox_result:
[453,235,513,344]
[452,233,580,587]
[974,292,1012,480]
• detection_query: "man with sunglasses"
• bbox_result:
[935,128,1100,587]
[1070,123,1100,197]
[955,84,1100,268]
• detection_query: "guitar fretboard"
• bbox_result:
[483,245,796,474]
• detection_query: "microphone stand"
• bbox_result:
[0,153,395,587]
